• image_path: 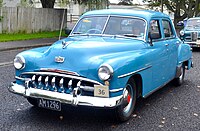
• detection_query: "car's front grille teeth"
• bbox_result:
[22,74,96,96]
[185,32,200,42]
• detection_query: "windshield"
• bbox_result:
[72,16,108,35]
[185,19,200,30]
[71,16,146,39]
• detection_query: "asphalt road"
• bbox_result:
[0,48,200,131]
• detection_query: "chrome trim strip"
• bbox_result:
[110,88,124,93]
[102,15,110,34]
[20,72,103,85]
[185,41,200,44]
[39,68,80,76]
[8,82,123,108]
[118,65,152,78]
[16,76,31,81]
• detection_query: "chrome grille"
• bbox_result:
[19,72,102,96]
[191,32,198,41]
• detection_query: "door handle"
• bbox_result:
[165,43,169,46]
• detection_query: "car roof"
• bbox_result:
[188,17,200,20]
[82,9,170,21]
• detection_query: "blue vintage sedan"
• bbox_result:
[9,9,193,121]
[180,17,200,47]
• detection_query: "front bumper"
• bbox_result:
[185,41,200,47]
[8,82,124,108]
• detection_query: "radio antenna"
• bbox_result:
[59,9,66,40]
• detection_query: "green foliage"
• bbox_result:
[71,0,108,10]
[20,0,34,7]
[0,0,3,7]
[57,0,70,7]
[0,31,66,42]
[144,0,200,27]
[118,0,133,5]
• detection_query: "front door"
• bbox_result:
[161,19,179,81]
[149,19,170,89]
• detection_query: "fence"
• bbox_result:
[0,7,68,34]
[66,14,80,29]
[67,14,80,23]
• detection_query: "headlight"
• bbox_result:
[98,64,113,81]
[14,55,25,70]
[180,30,184,36]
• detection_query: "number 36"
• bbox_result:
[98,89,105,95]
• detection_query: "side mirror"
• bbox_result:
[148,32,153,46]
[65,28,72,35]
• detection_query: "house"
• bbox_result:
[2,0,108,15]
[2,0,21,7]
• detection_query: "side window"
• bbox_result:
[149,20,161,39]
[162,20,174,38]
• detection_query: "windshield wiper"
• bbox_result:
[72,32,83,34]
[112,35,135,39]
[123,34,140,37]
[70,33,90,37]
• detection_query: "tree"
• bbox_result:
[38,0,109,9]
[143,0,200,27]
[40,0,56,8]
[0,0,3,7]
[72,0,109,10]
[118,0,133,5]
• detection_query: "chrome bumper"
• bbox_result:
[185,41,200,47]
[8,82,123,108]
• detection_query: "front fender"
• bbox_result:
[15,47,50,76]
[89,49,152,97]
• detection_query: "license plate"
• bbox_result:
[197,40,200,44]
[38,98,61,111]
[94,85,109,98]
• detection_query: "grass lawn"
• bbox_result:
[0,31,67,42]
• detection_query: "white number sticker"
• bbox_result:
[94,85,109,98]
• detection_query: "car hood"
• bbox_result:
[20,36,147,79]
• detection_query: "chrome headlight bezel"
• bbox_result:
[14,55,25,70]
[98,64,113,81]
[180,30,184,36]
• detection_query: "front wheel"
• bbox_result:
[115,79,137,122]
[173,65,185,86]
[27,97,38,107]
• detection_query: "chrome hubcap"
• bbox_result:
[123,85,133,113]
[179,67,184,81]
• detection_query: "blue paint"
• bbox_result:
[14,9,192,98]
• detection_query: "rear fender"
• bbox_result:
[177,43,192,69]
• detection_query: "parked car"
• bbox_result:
[8,9,193,121]
[180,17,200,47]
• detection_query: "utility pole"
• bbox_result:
[161,0,163,12]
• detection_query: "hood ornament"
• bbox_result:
[62,40,71,49]
[55,56,65,63]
